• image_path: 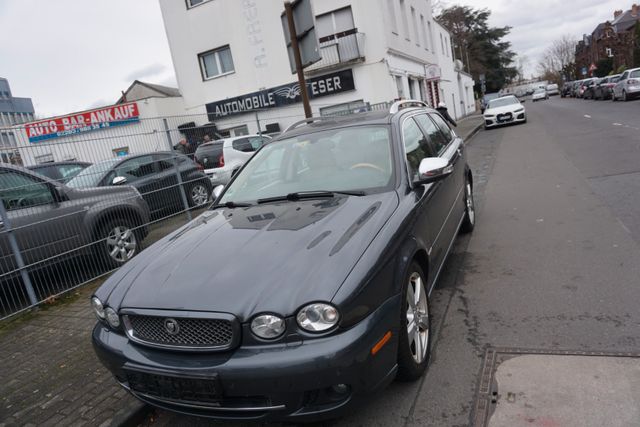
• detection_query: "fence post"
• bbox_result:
[255,111,262,137]
[162,119,192,222]
[0,199,38,306]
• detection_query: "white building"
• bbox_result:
[16,81,191,166]
[158,0,475,136]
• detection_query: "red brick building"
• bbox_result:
[575,4,640,77]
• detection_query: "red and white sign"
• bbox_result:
[25,103,140,143]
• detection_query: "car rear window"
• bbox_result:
[195,142,224,168]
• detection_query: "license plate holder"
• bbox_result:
[125,368,223,400]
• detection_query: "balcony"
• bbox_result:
[306,30,365,73]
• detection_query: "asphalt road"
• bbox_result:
[143,97,640,426]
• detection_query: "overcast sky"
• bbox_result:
[0,0,630,117]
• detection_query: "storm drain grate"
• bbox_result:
[473,347,640,427]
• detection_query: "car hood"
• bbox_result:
[100,192,399,321]
[485,104,524,115]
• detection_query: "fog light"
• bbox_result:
[105,307,120,329]
[331,384,349,395]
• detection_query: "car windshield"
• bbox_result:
[220,126,394,204]
[488,97,519,108]
[534,89,545,94]
[67,159,120,188]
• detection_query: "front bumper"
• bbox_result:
[484,112,525,128]
[92,295,400,421]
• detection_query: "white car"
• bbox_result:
[546,84,559,96]
[612,67,640,101]
[194,134,271,185]
[483,95,526,129]
[532,88,548,101]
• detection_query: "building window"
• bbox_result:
[35,153,55,164]
[316,6,355,39]
[420,15,427,49]
[113,147,130,157]
[411,7,419,46]
[198,46,235,80]
[399,0,410,41]
[440,33,445,55]
[387,0,398,34]
[445,36,450,57]
[395,75,405,98]
[186,0,210,9]
[606,47,613,57]
[427,21,433,51]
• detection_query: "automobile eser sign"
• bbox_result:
[25,103,140,143]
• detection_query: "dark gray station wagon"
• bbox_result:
[91,100,475,421]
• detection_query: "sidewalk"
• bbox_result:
[0,113,484,427]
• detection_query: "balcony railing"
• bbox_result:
[306,30,365,72]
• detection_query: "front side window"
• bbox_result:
[221,126,394,203]
[186,0,205,8]
[403,118,433,182]
[0,170,54,211]
[199,46,235,80]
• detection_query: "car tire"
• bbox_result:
[460,177,475,234]
[623,90,628,102]
[188,181,210,207]
[397,261,431,382]
[97,218,139,269]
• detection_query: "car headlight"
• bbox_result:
[251,314,285,339]
[105,307,120,328]
[297,303,339,332]
[91,296,105,319]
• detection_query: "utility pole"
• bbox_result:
[284,1,312,118]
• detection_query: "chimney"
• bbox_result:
[631,4,639,17]
[614,9,623,18]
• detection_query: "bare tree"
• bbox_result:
[537,35,576,83]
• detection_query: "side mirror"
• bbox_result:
[212,184,224,199]
[415,158,453,184]
[112,176,127,186]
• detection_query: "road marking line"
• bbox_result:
[584,114,591,118]
[613,123,622,126]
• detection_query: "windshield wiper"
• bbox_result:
[211,201,253,209]
[257,190,365,204]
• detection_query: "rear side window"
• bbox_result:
[630,70,640,78]
[232,138,256,153]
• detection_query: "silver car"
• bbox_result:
[0,163,150,278]
[194,134,271,185]
[612,68,640,101]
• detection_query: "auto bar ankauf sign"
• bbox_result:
[206,69,355,119]
[25,102,140,143]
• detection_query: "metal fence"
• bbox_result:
[0,101,398,320]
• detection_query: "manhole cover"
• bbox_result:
[474,348,640,427]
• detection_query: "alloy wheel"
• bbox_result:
[191,184,209,206]
[406,272,429,364]
[106,226,137,263]
[465,182,475,226]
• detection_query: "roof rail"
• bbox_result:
[282,116,329,133]
[389,99,429,114]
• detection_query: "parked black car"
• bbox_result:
[593,74,621,100]
[67,152,212,218]
[0,163,150,277]
[582,78,601,99]
[27,161,91,183]
[91,101,475,422]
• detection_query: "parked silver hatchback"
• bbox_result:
[612,67,640,101]
[194,134,271,185]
